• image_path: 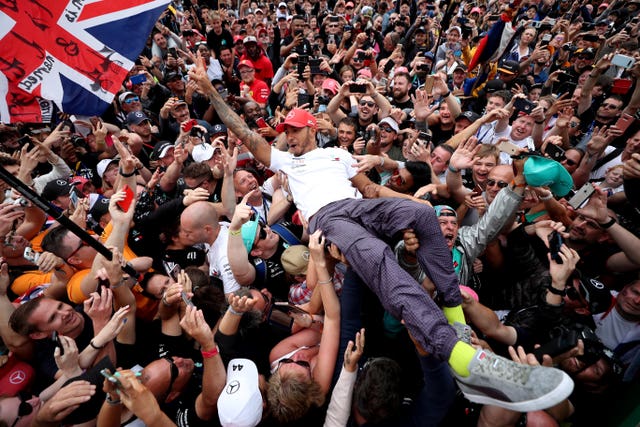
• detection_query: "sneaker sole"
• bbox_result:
[456,371,575,412]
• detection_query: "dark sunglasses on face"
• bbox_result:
[277,358,311,370]
[379,125,394,133]
[359,100,376,107]
[486,178,509,189]
[162,357,179,398]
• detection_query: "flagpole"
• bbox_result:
[0,166,137,278]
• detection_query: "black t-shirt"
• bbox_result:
[391,98,414,111]
[430,124,455,147]
[206,29,234,58]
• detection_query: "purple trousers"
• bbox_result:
[309,197,461,360]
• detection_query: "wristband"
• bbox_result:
[442,91,451,98]
[379,156,385,167]
[535,120,545,124]
[546,285,566,296]
[447,164,460,173]
[90,340,105,350]
[201,345,220,359]
[599,216,616,229]
[229,229,242,236]
[539,193,553,201]
[105,395,122,405]
[317,279,333,285]
[228,306,243,316]
[118,167,136,178]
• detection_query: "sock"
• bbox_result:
[448,341,477,377]
[443,305,466,325]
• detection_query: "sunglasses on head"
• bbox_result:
[486,178,509,189]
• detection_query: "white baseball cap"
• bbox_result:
[217,359,263,427]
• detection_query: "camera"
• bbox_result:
[317,95,330,105]
[417,63,431,72]
[190,126,204,139]
[562,43,578,52]
[13,197,28,207]
[363,129,374,142]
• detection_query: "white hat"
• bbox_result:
[378,117,399,133]
[96,158,119,178]
[217,359,263,427]
[118,92,136,104]
[191,143,215,163]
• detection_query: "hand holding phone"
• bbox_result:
[116,185,135,213]
[52,331,64,355]
[548,230,563,264]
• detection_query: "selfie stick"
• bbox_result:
[0,166,137,277]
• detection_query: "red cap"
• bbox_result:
[276,109,317,132]
[238,59,255,70]
[233,35,244,44]
[0,355,35,397]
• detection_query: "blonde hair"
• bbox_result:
[267,372,325,423]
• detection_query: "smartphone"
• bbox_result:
[273,301,310,316]
[163,260,181,282]
[329,16,340,22]
[255,117,268,128]
[349,83,366,93]
[533,329,578,363]
[297,93,312,106]
[612,54,636,69]
[548,230,564,264]
[514,98,535,114]
[546,18,556,26]
[17,135,31,147]
[417,131,431,144]
[423,75,435,94]
[168,47,178,58]
[130,74,147,85]
[582,33,600,42]
[69,187,79,209]
[100,369,122,387]
[379,77,388,87]
[24,247,40,264]
[297,54,308,77]
[471,183,483,197]
[545,144,565,161]
[614,113,636,134]
[181,291,195,307]
[567,182,595,210]
[309,58,322,67]
[52,331,64,355]
[328,34,335,44]
[116,184,134,213]
[497,140,521,156]
[540,34,552,47]
[383,58,395,74]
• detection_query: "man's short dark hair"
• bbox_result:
[405,161,432,193]
[9,298,44,336]
[183,162,214,181]
[41,225,72,258]
[488,90,512,104]
[354,357,403,424]
[338,117,357,130]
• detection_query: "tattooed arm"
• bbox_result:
[188,60,272,167]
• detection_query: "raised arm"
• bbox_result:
[189,59,272,167]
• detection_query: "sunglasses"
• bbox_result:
[379,125,395,133]
[10,393,33,427]
[162,357,179,399]
[486,179,509,189]
[68,239,90,258]
[359,100,376,107]
[390,169,406,186]
[277,358,311,371]
[124,96,140,104]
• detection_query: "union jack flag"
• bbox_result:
[0,0,170,123]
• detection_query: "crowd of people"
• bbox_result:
[1,0,640,425]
